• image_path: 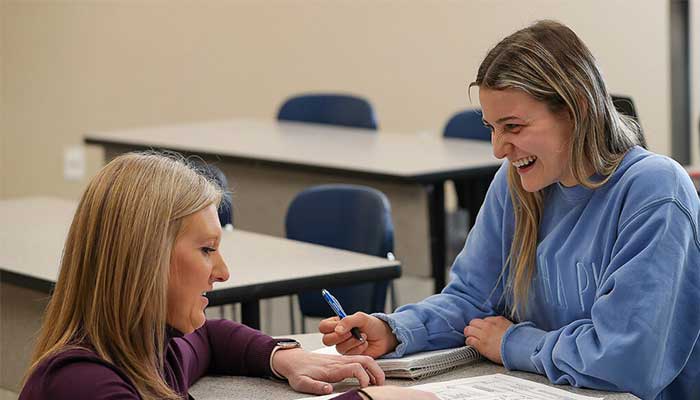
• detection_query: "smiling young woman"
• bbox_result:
[320,20,700,400]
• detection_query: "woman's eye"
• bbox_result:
[504,124,521,132]
[201,247,216,255]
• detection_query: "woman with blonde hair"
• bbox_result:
[321,20,700,399]
[19,152,435,400]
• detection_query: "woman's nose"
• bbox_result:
[491,131,512,160]
[212,253,230,283]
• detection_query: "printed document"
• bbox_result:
[295,373,602,400]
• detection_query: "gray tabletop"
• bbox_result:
[85,118,499,181]
[189,333,639,400]
[0,197,400,303]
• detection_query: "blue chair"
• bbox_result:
[285,184,394,332]
[443,109,494,228]
[277,93,378,130]
[194,162,233,227]
[611,94,639,123]
[443,108,491,141]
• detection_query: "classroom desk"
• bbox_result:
[0,197,399,390]
[85,118,500,292]
[189,333,638,400]
[0,197,401,329]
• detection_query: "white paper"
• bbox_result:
[294,373,602,400]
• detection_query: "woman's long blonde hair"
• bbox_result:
[470,20,644,319]
[25,152,222,399]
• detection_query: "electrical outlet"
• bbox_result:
[64,145,85,181]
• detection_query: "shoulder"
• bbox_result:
[612,147,693,195]
[606,147,698,221]
[20,348,139,400]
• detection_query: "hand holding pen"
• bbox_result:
[319,289,399,358]
[321,289,365,341]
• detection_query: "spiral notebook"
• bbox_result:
[377,346,481,379]
[314,345,480,379]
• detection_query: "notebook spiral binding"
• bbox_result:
[384,346,481,380]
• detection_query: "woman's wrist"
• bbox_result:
[270,347,304,379]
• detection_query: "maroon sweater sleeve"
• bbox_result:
[171,319,277,386]
[171,319,362,400]
[334,390,364,400]
[19,321,365,400]
[172,320,366,400]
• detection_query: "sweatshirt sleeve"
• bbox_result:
[375,162,511,357]
[175,319,277,386]
[501,198,700,399]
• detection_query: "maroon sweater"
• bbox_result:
[19,319,360,399]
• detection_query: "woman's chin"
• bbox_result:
[168,314,206,334]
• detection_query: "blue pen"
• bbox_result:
[321,289,364,341]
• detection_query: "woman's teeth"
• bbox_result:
[513,156,537,168]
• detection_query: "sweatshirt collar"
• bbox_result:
[554,179,595,204]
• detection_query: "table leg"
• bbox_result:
[241,300,261,330]
[426,182,446,293]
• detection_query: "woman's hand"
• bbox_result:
[271,348,385,395]
[463,316,513,364]
[357,386,439,400]
[319,312,399,358]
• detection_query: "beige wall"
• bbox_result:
[1,0,670,200]
[1,3,5,198]
[692,0,700,165]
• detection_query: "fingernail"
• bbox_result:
[323,384,331,392]
[335,326,346,334]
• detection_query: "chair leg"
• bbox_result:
[386,252,398,312]
[289,295,296,334]
[389,281,397,312]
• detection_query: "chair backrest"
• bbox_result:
[611,94,639,121]
[285,184,394,316]
[195,163,233,227]
[277,93,378,130]
[443,108,491,141]
[611,94,647,148]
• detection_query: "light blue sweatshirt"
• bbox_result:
[376,147,700,399]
